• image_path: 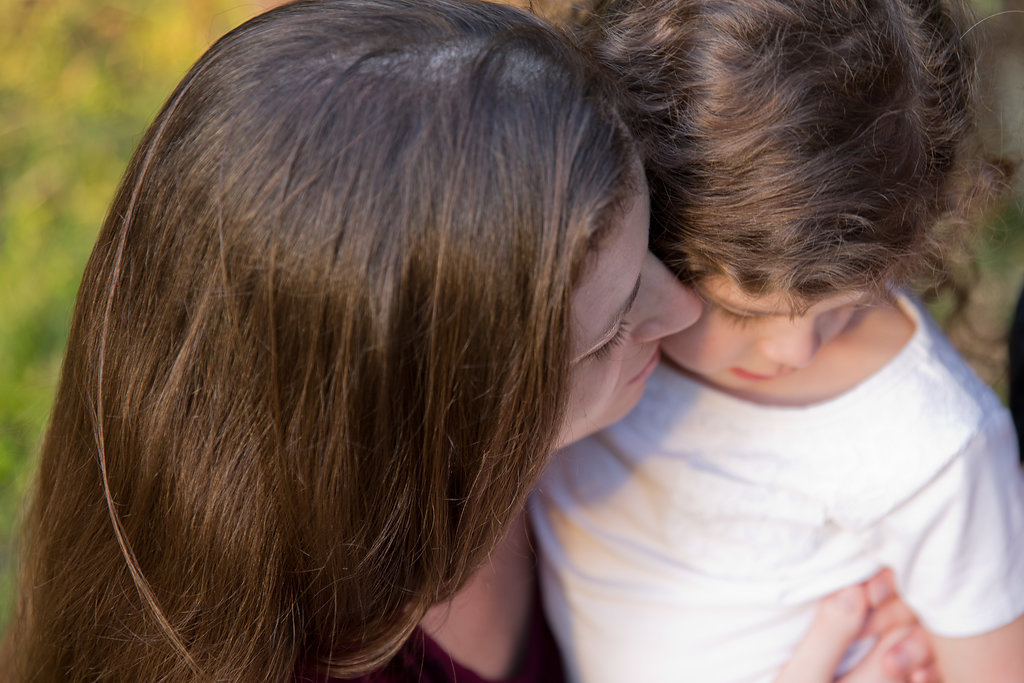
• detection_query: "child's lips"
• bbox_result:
[729,367,786,381]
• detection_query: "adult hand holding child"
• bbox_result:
[779,571,938,683]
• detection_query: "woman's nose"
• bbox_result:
[757,323,821,369]
[630,252,702,343]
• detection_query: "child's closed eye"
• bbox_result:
[717,307,758,328]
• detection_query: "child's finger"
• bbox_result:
[838,623,940,683]
[860,595,917,639]
[773,586,868,683]
[837,626,911,683]
[881,626,935,678]
[859,568,914,638]
[910,664,940,683]
[865,568,896,608]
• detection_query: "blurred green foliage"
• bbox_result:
[0,0,1022,634]
[0,0,269,627]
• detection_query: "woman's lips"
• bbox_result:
[630,348,661,384]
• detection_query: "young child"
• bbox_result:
[531,1,1024,681]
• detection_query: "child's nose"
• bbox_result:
[630,252,702,343]
[757,325,821,369]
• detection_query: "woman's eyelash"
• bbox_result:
[589,322,630,361]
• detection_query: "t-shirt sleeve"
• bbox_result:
[862,408,1024,637]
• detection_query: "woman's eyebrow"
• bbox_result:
[575,275,642,361]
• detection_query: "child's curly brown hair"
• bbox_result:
[574,0,1010,308]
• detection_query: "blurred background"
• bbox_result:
[0,0,1021,628]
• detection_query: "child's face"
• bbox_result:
[660,276,865,395]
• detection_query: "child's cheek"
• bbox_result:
[659,321,710,375]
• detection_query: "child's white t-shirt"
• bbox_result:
[530,295,1024,683]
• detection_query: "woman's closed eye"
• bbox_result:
[587,321,631,361]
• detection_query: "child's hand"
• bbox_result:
[774,570,939,683]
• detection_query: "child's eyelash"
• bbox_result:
[589,322,631,361]
[718,307,756,328]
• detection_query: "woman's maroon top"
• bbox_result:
[295,590,568,683]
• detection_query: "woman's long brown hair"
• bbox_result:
[4,0,636,679]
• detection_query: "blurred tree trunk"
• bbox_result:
[976,1,1024,174]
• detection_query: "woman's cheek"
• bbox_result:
[558,358,623,447]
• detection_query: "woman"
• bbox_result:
[4,0,934,680]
